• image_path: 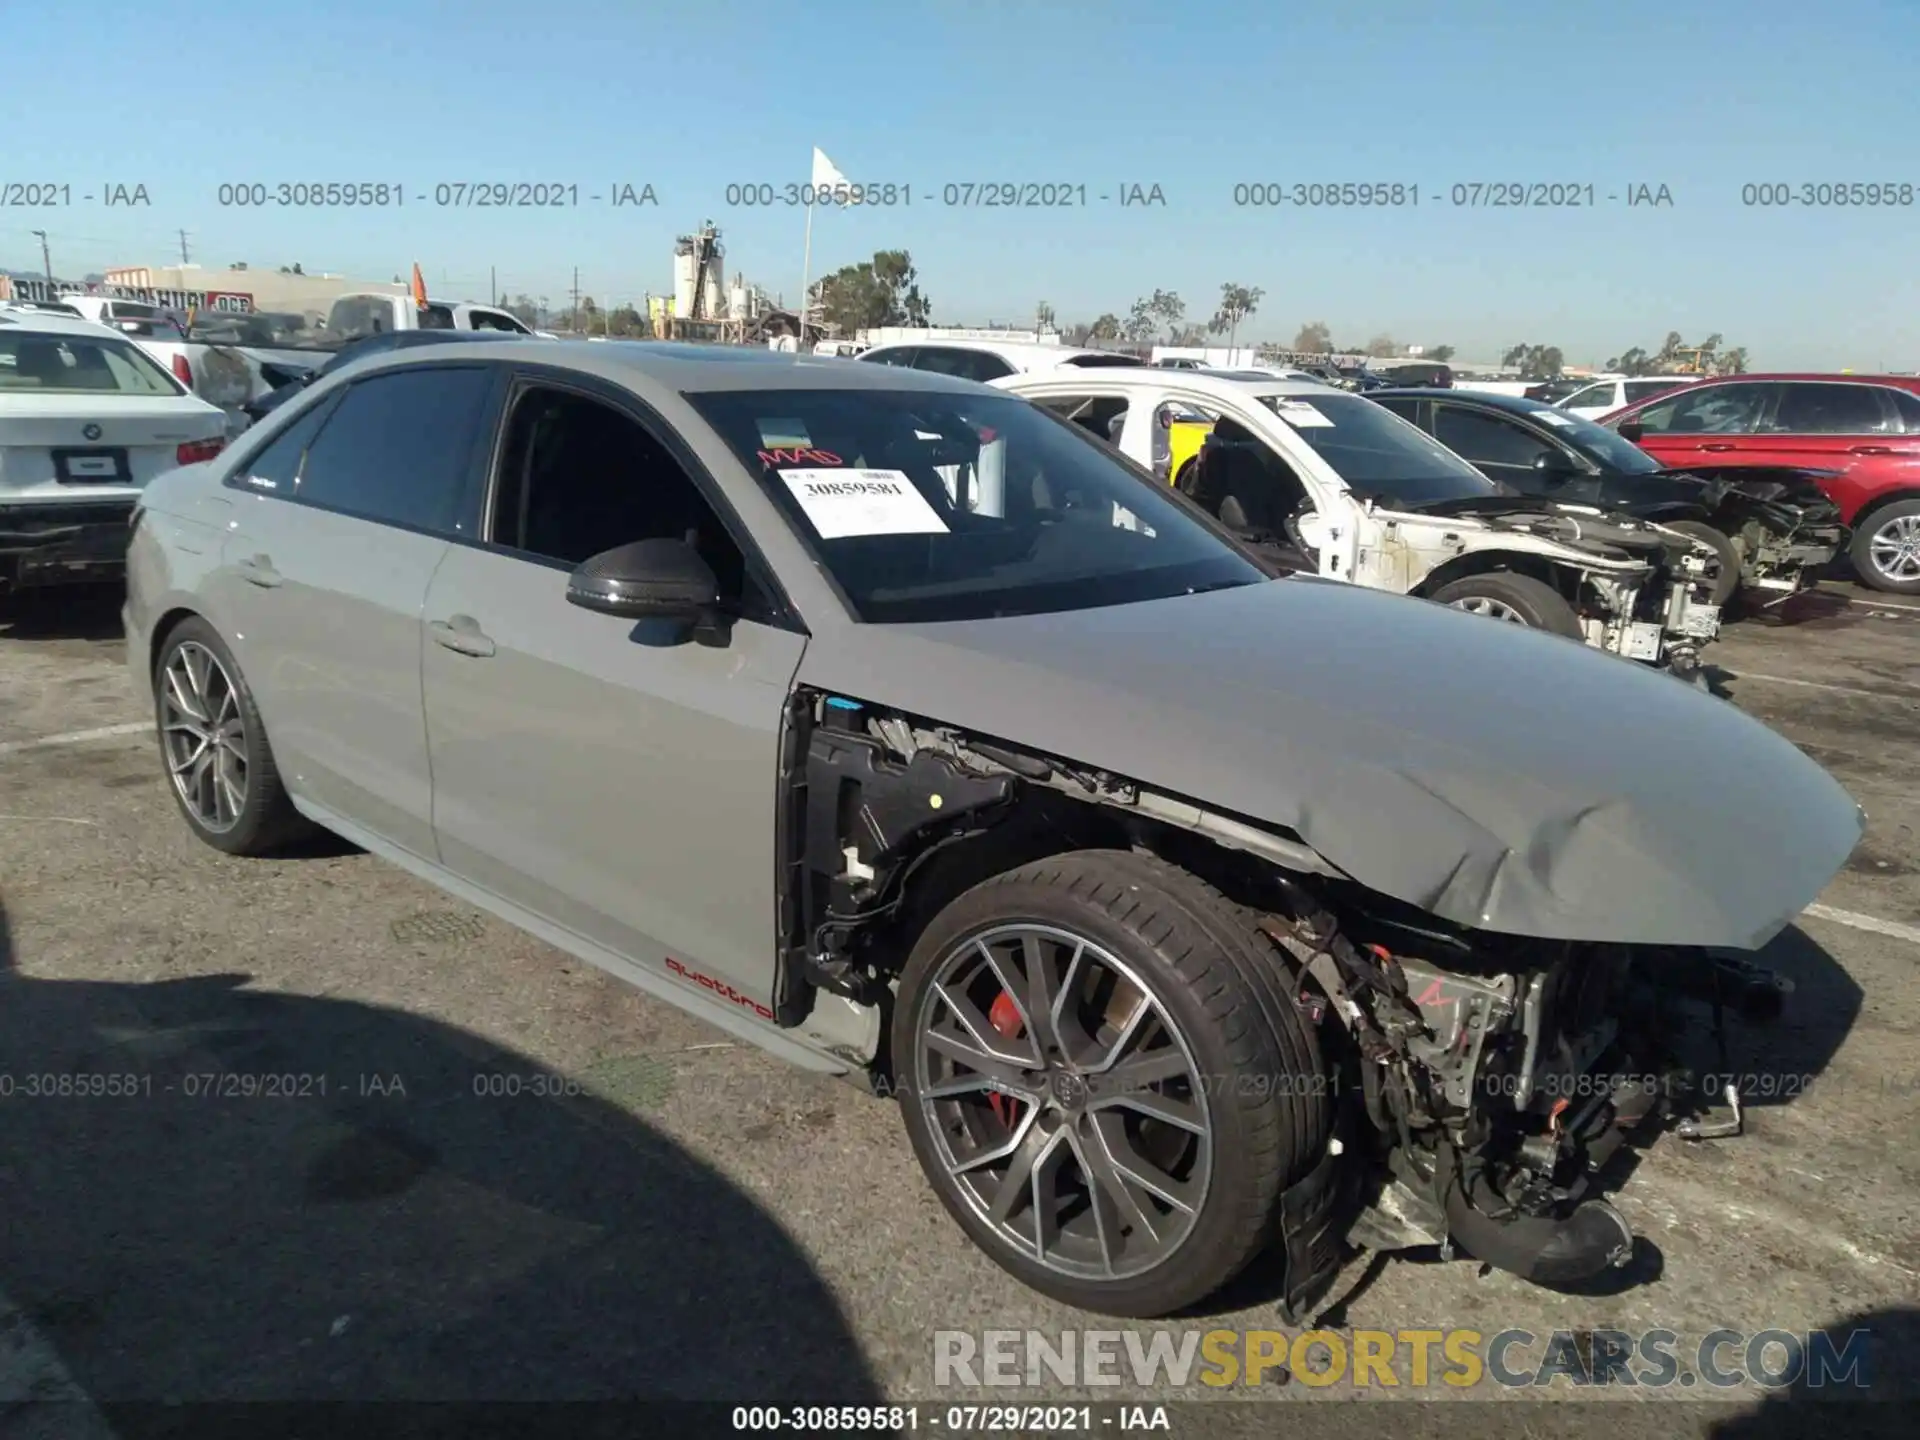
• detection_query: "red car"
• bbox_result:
[1601,373,1920,594]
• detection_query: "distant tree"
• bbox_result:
[1122,297,1157,344]
[1135,288,1185,342]
[1036,300,1056,331]
[1428,344,1455,362]
[1088,313,1121,342]
[1292,320,1334,353]
[505,293,539,326]
[1208,283,1264,349]
[813,249,930,334]
[1365,333,1397,357]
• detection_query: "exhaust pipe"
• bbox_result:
[1437,1148,1634,1286]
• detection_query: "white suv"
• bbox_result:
[858,339,1141,384]
[1558,375,1699,421]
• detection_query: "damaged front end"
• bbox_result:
[1679,470,1848,601]
[1423,500,1725,680]
[1253,883,1789,1311]
[772,689,1799,1317]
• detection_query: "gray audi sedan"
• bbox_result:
[125,340,1863,1319]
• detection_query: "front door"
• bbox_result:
[421,380,805,1004]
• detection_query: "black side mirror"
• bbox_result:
[1616,420,1645,443]
[566,538,719,625]
[1531,449,1577,479]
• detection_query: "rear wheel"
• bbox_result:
[893,850,1333,1317]
[1429,572,1584,638]
[154,616,313,855]
[1852,499,1920,595]
[1663,519,1742,607]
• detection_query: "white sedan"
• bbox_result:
[1,312,227,591]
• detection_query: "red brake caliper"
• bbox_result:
[986,991,1025,1129]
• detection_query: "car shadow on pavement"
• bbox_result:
[1705,1304,1919,1437]
[0,583,127,643]
[0,894,881,1408]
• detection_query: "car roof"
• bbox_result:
[1371,387,1564,414]
[0,311,127,338]
[1003,367,1337,402]
[1671,371,1920,387]
[864,338,1127,364]
[349,338,1000,395]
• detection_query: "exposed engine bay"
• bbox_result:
[772,687,1787,1314]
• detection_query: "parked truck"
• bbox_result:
[321,292,536,340]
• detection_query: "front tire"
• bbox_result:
[1851,499,1920,595]
[154,616,312,855]
[893,850,1333,1317]
[1429,571,1584,638]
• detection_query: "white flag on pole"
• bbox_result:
[812,147,859,203]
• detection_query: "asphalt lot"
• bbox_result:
[1,578,1916,1432]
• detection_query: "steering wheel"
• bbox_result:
[1283,501,1317,559]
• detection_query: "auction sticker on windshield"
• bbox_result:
[1537,411,1576,427]
[1274,400,1333,427]
[781,468,951,539]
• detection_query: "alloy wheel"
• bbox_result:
[910,924,1213,1282]
[1449,596,1526,623]
[161,641,249,832]
[1867,513,1920,584]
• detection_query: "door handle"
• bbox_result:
[235,553,281,587]
[1698,443,1736,452]
[430,616,496,658]
[1849,444,1893,455]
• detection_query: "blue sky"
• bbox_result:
[4,0,1918,368]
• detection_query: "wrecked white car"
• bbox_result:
[996,369,1725,683]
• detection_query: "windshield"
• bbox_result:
[1528,402,1664,473]
[1251,392,1498,507]
[686,388,1267,623]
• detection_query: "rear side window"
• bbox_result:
[1563,382,1618,409]
[233,393,342,494]
[291,366,494,532]
[1059,353,1145,369]
[914,347,1015,382]
[859,347,918,367]
[1887,388,1920,433]
[1768,382,1896,435]
[467,308,528,333]
[1624,380,1683,404]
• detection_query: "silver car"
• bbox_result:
[125,340,1863,1320]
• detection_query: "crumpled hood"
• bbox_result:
[796,578,1863,949]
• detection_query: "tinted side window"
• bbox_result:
[859,347,917,367]
[960,351,1017,381]
[1434,407,1557,468]
[1630,383,1779,435]
[1768,382,1896,435]
[468,309,528,333]
[293,367,494,532]
[1372,396,1424,426]
[1564,382,1618,410]
[230,392,342,494]
[911,347,976,378]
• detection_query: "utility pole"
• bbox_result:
[489,265,496,305]
[570,266,580,334]
[178,229,190,264]
[32,230,53,293]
